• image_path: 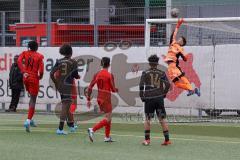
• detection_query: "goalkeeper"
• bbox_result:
[164,18,200,96]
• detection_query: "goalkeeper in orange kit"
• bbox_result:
[164,18,200,97]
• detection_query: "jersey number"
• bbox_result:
[27,57,34,70]
[150,73,161,88]
[61,63,68,76]
[98,79,104,89]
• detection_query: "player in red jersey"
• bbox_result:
[86,57,118,142]
[17,41,44,132]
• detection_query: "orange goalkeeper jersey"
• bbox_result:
[164,42,186,63]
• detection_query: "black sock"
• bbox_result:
[59,121,64,130]
[163,130,169,141]
[145,130,150,140]
[67,122,74,127]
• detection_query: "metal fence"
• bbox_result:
[1,1,240,47]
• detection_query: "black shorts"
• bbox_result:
[59,85,72,101]
[60,94,72,102]
[144,98,166,119]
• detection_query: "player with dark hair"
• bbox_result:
[6,55,24,112]
[165,18,200,96]
[18,41,44,132]
[86,57,118,142]
[50,44,80,135]
[140,55,171,146]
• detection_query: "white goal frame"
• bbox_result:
[145,17,240,54]
[144,17,240,113]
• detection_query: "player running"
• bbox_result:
[164,18,200,96]
[50,44,80,135]
[86,57,118,142]
[18,41,44,132]
[139,55,171,146]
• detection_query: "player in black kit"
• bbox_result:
[50,44,80,135]
[139,55,171,146]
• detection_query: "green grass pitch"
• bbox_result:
[0,113,240,160]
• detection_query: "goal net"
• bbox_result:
[145,17,240,120]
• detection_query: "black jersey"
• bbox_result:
[139,68,170,100]
[50,57,79,96]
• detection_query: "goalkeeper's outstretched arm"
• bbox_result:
[172,18,184,44]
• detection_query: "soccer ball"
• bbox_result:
[171,8,180,18]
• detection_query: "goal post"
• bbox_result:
[145,17,240,116]
[145,17,240,55]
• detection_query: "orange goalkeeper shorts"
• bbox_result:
[167,63,183,81]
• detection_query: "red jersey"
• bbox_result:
[88,69,117,101]
[18,50,44,79]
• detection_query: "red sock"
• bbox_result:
[27,106,35,120]
[69,104,77,114]
[105,121,111,138]
[93,119,108,132]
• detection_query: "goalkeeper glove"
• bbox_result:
[176,18,184,28]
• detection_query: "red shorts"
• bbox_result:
[97,99,112,113]
[23,77,39,96]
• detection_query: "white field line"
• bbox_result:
[0,117,240,127]
[0,127,240,145]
